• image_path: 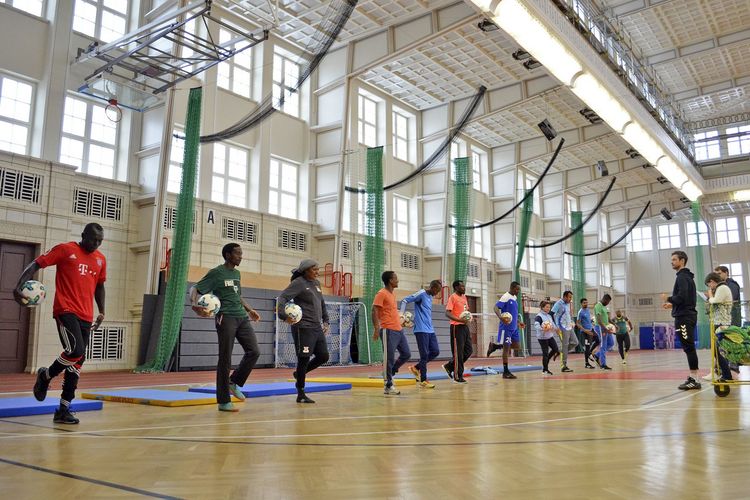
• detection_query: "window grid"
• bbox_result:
[745,215,750,242]
[358,93,378,147]
[471,150,483,191]
[60,95,118,179]
[726,125,750,156]
[392,109,410,162]
[630,226,653,252]
[715,217,740,245]
[693,130,720,162]
[657,223,680,249]
[525,175,540,216]
[719,263,743,288]
[600,213,608,243]
[686,220,709,247]
[73,0,128,43]
[1,0,44,16]
[449,139,467,181]
[566,195,578,228]
[600,262,611,287]
[0,75,33,155]
[269,157,298,219]
[473,224,482,258]
[392,195,409,244]
[272,49,300,117]
[218,27,252,98]
[212,143,249,207]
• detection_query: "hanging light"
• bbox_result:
[622,122,665,165]
[655,156,688,188]
[570,73,631,133]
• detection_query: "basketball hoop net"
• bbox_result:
[105,98,122,123]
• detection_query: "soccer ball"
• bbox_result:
[400,311,414,328]
[459,311,472,322]
[19,280,46,306]
[606,323,617,333]
[196,293,221,317]
[500,312,513,324]
[284,303,303,324]
[542,320,554,331]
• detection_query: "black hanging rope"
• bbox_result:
[526,176,616,248]
[345,85,487,193]
[451,137,565,230]
[565,201,651,257]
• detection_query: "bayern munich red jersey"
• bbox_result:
[35,242,106,322]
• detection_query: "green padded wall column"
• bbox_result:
[452,157,472,283]
[137,87,202,372]
[691,201,710,349]
[571,211,586,304]
[513,194,534,282]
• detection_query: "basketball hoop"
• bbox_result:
[105,98,122,123]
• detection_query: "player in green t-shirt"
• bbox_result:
[593,294,613,370]
[191,243,261,412]
[613,310,633,364]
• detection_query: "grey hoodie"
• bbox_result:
[277,276,329,328]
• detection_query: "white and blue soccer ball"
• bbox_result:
[20,280,46,306]
[606,323,617,333]
[400,311,414,328]
[542,320,554,331]
[284,303,303,324]
[197,293,221,317]
[459,311,472,322]
[500,312,512,324]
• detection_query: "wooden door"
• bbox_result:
[0,241,36,373]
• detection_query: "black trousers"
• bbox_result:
[49,314,91,404]
[583,332,600,363]
[216,314,260,404]
[538,337,559,371]
[616,333,631,359]
[292,325,329,391]
[445,324,472,381]
[676,316,698,371]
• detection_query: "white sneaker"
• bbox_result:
[384,386,401,395]
[701,373,713,381]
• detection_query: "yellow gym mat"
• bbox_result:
[82,389,242,407]
[294,377,412,387]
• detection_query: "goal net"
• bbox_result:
[275,301,365,368]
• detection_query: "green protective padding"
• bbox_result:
[452,157,472,283]
[571,211,586,305]
[137,87,202,372]
[513,193,533,283]
[359,146,385,364]
[691,201,710,349]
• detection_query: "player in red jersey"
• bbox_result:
[14,223,106,424]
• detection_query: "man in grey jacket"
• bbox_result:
[278,259,330,403]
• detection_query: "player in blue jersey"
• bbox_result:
[400,280,442,388]
[488,281,525,379]
[577,298,598,369]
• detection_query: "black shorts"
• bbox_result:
[292,325,327,358]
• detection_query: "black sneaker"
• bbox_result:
[561,366,573,373]
[33,367,50,402]
[53,408,79,425]
[453,378,468,384]
[442,362,453,379]
[601,365,612,371]
[502,372,517,379]
[585,363,595,369]
[486,341,497,358]
[296,392,315,404]
[542,369,553,376]
[678,377,701,390]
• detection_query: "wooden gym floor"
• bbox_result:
[1,349,749,499]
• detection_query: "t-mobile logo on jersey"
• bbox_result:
[79,263,89,275]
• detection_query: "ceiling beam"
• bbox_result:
[647,29,750,66]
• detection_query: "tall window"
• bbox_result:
[693,130,720,162]
[657,223,680,249]
[471,149,485,191]
[745,215,750,242]
[630,226,653,252]
[525,241,543,273]
[566,195,578,228]
[450,139,467,180]
[473,224,483,258]
[1,0,44,16]
[600,212,608,243]
[525,174,540,216]
[217,28,252,98]
[600,262,611,287]
[213,144,249,207]
[167,130,200,194]
[269,157,298,219]
[686,220,709,247]
[273,47,300,117]
[726,125,750,156]
[73,0,128,43]
[563,253,572,280]
[60,95,117,179]
[358,91,378,147]
[715,217,740,244]
[357,185,366,234]
[719,263,743,289]
[392,108,411,162]
[0,75,33,154]
[392,195,409,244]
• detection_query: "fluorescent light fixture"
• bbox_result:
[622,122,665,165]
[570,73,631,133]
[734,190,750,201]
[680,181,702,202]
[492,0,582,85]
[655,156,688,187]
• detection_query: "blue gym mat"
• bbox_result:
[188,381,352,398]
[0,397,103,418]
[372,365,544,380]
